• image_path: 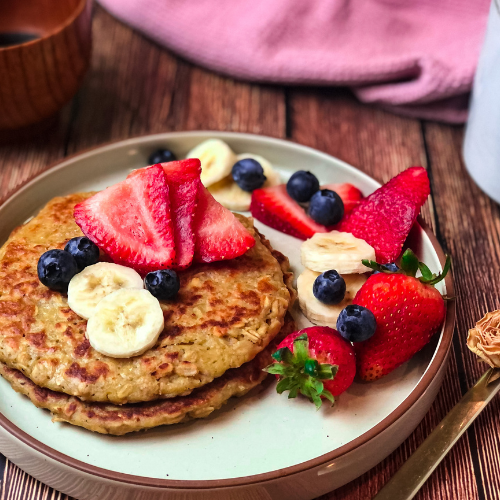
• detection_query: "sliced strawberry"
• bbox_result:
[193,184,255,263]
[160,159,201,269]
[322,183,363,215]
[75,165,175,274]
[339,167,430,264]
[250,185,328,240]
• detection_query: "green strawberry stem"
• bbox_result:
[263,333,338,410]
[362,249,451,287]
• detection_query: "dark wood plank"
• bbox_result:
[66,8,285,152]
[288,87,479,500]
[181,66,285,136]
[424,122,500,500]
[64,7,179,151]
[0,107,71,202]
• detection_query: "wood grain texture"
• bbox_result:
[424,122,500,500]
[65,8,285,153]
[0,5,496,500]
[0,106,72,202]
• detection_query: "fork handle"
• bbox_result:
[373,368,500,500]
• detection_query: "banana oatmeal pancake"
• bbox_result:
[0,194,293,404]
[0,313,295,435]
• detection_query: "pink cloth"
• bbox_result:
[98,0,491,123]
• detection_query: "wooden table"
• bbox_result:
[1,7,499,500]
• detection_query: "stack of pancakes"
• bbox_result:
[0,194,295,435]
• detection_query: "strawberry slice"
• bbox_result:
[250,185,328,240]
[193,185,255,263]
[75,165,175,274]
[339,167,430,264]
[322,183,363,215]
[159,159,201,269]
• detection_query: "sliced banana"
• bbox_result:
[208,153,281,211]
[86,289,164,358]
[68,262,144,320]
[297,269,367,328]
[186,139,236,187]
[301,231,375,274]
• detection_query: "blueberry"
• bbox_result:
[64,237,100,271]
[337,305,377,343]
[313,270,346,305]
[148,149,177,165]
[286,171,320,202]
[231,159,266,192]
[145,270,180,300]
[373,263,399,275]
[308,189,344,226]
[37,249,79,292]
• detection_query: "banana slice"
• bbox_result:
[86,289,164,358]
[208,153,281,211]
[301,231,375,274]
[297,269,367,328]
[68,262,144,320]
[186,139,237,187]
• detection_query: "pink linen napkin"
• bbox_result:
[98,0,490,123]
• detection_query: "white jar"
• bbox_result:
[463,0,500,203]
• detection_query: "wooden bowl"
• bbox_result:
[0,0,92,131]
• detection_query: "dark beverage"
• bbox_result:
[0,32,39,48]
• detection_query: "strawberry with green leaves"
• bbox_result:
[354,249,451,381]
[264,326,356,408]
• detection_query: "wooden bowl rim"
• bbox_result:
[0,131,456,490]
[0,0,88,52]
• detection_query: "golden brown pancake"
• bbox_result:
[0,314,295,435]
[0,194,293,404]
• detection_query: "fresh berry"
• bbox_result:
[148,148,177,165]
[250,185,328,240]
[286,171,320,202]
[339,167,430,264]
[313,270,346,305]
[64,237,100,271]
[308,189,344,226]
[75,165,176,275]
[159,159,201,269]
[336,305,377,342]
[193,185,255,263]
[37,249,79,292]
[232,159,266,192]
[145,269,180,300]
[354,249,451,381]
[322,183,363,215]
[373,262,399,275]
[264,326,356,407]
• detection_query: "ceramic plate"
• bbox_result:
[0,132,455,491]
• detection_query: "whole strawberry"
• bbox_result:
[264,326,356,408]
[354,249,451,381]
